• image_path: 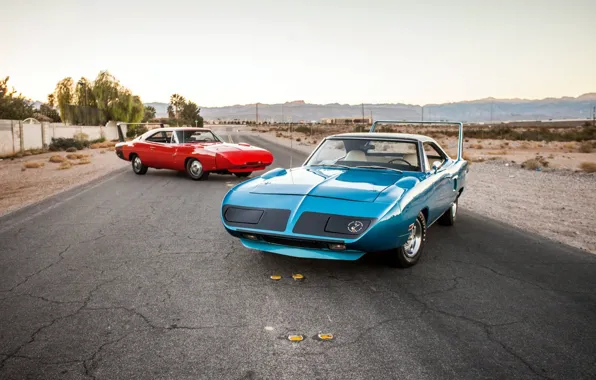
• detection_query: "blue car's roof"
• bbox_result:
[327,132,437,143]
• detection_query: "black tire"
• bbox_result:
[386,212,427,268]
[185,158,209,181]
[438,198,458,226]
[234,172,251,178]
[131,154,148,175]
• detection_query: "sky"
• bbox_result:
[1,0,595,107]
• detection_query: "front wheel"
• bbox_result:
[438,198,458,226]
[131,155,148,175]
[387,212,427,268]
[234,172,251,178]
[186,158,209,181]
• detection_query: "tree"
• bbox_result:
[0,76,35,120]
[54,77,74,122]
[180,101,203,127]
[169,93,186,124]
[143,106,156,122]
[75,77,96,107]
[39,103,61,122]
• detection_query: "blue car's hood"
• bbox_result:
[249,166,404,202]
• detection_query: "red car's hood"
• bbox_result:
[186,142,273,167]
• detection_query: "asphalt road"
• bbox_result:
[1,133,595,380]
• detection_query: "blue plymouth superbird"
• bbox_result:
[221,121,469,267]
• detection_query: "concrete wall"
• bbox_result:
[0,120,128,157]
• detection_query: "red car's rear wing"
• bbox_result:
[369,120,464,161]
[116,122,167,142]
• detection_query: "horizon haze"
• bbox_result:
[1,0,595,107]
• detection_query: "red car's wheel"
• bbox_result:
[131,154,148,175]
[186,158,209,181]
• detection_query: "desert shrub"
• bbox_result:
[100,150,106,154]
[74,132,89,142]
[470,144,483,149]
[295,138,301,142]
[276,132,283,138]
[49,137,87,151]
[65,147,77,152]
[579,141,593,153]
[353,126,366,132]
[49,155,66,163]
[521,159,542,170]
[57,161,72,170]
[126,125,148,138]
[75,158,92,165]
[66,153,88,160]
[23,161,44,169]
[579,162,596,173]
[294,126,310,134]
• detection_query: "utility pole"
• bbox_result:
[256,103,259,125]
[490,101,494,124]
[592,105,595,127]
[421,106,424,122]
[281,103,284,125]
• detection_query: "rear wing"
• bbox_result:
[369,120,464,161]
[116,122,166,142]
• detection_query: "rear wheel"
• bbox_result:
[438,198,458,226]
[387,212,427,268]
[186,158,209,181]
[234,172,251,178]
[131,154,148,175]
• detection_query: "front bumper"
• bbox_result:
[239,237,366,261]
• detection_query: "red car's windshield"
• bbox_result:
[175,130,222,144]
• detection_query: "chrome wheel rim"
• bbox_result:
[404,219,422,258]
[133,157,142,172]
[189,160,203,177]
[451,202,457,220]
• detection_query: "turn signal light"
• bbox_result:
[328,243,346,251]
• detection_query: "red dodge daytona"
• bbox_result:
[115,127,274,180]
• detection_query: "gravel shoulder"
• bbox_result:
[251,131,596,253]
[0,149,128,217]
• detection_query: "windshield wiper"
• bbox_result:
[354,165,403,173]
[308,164,351,169]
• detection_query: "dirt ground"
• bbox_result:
[0,149,128,217]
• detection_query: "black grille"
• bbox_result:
[260,235,329,249]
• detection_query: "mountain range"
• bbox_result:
[146,94,596,123]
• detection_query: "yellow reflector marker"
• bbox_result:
[288,335,304,342]
[318,333,334,340]
[270,275,282,280]
[292,273,304,280]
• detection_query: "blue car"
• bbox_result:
[221,121,469,267]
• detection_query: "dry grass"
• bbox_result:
[66,153,89,160]
[73,158,92,165]
[521,159,542,170]
[579,141,594,153]
[23,161,45,169]
[65,147,77,153]
[57,161,73,170]
[100,150,106,154]
[49,155,67,163]
[562,142,576,151]
[579,162,596,173]
[90,141,117,149]
[470,143,484,149]
[488,150,508,155]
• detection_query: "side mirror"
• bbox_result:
[431,161,442,173]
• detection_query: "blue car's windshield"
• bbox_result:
[305,138,421,172]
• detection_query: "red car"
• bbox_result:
[115,127,274,180]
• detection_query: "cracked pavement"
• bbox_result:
[0,133,595,379]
